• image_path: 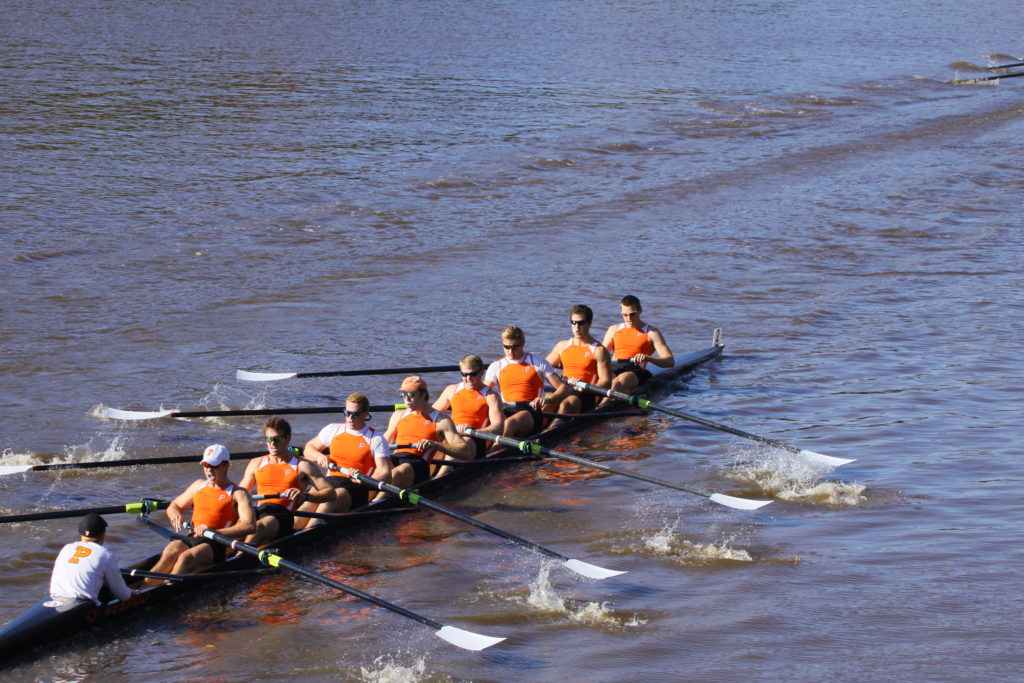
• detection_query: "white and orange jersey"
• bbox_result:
[50,541,132,604]
[484,353,557,403]
[192,482,239,530]
[254,455,302,510]
[449,383,493,430]
[607,324,654,365]
[557,341,601,384]
[316,423,388,476]
[393,409,442,459]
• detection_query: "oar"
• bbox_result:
[986,60,1024,70]
[190,526,504,650]
[951,71,1024,84]
[124,567,278,582]
[570,380,854,468]
[335,467,625,580]
[103,404,406,421]
[462,428,770,511]
[0,499,168,524]
[0,447,300,477]
[236,364,460,382]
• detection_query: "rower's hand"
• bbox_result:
[631,353,648,365]
[168,509,184,532]
[531,395,552,410]
[310,453,330,470]
[415,438,438,453]
[456,424,469,435]
[281,487,306,503]
[191,523,211,538]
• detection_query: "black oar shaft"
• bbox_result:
[347,470,568,562]
[954,71,1024,83]
[463,428,709,499]
[0,500,168,524]
[987,60,1024,69]
[171,404,402,418]
[297,365,459,379]
[201,530,443,630]
[13,447,297,475]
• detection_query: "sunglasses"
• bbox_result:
[570,319,588,326]
[460,370,480,377]
[502,344,522,350]
[399,391,419,400]
[343,410,364,417]
[622,311,640,318]
[264,435,288,443]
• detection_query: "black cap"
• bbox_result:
[78,513,108,538]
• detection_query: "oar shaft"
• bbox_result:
[987,60,1024,69]
[0,500,168,524]
[346,470,568,563]
[5,448,297,476]
[201,530,443,630]
[170,404,403,418]
[296,365,459,379]
[462,428,709,499]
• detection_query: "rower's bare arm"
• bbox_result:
[167,480,202,531]
[436,419,474,460]
[595,346,613,388]
[649,328,674,368]
[547,373,573,404]
[222,489,256,538]
[239,460,257,492]
[384,411,401,444]
[545,340,566,368]
[299,462,337,503]
[602,325,617,350]
[432,384,456,413]
[484,393,504,432]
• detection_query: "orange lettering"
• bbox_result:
[69,545,92,564]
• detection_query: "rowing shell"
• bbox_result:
[0,332,725,662]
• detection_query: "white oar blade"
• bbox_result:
[563,558,626,580]
[435,625,506,651]
[709,493,773,511]
[798,449,855,467]
[0,465,34,476]
[235,370,298,382]
[104,408,174,420]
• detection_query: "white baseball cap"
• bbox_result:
[201,444,230,466]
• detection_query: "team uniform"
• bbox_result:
[180,482,241,563]
[606,323,655,384]
[316,423,389,509]
[449,382,495,459]
[252,454,302,538]
[484,352,558,428]
[50,541,132,604]
[392,409,443,484]
[555,341,603,412]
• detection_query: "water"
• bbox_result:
[2,0,1022,679]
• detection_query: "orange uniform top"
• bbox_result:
[394,410,441,459]
[329,426,382,476]
[609,324,654,366]
[254,455,302,511]
[192,482,239,530]
[558,341,600,384]
[450,384,493,429]
[484,353,555,403]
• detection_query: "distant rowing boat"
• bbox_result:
[0,331,725,663]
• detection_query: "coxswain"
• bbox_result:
[385,376,473,489]
[545,304,613,417]
[601,295,674,393]
[483,325,572,438]
[142,444,256,587]
[50,513,134,605]
[239,417,336,544]
[299,392,392,521]
[432,354,504,459]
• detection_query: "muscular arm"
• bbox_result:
[219,489,256,539]
[297,461,337,503]
[594,345,613,388]
[432,384,457,413]
[484,392,504,433]
[422,418,474,461]
[303,435,331,470]
[238,459,258,492]
[166,480,203,532]
[546,340,566,368]
[644,328,674,368]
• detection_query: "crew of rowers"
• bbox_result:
[120,297,674,590]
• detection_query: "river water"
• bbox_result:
[1,0,1022,680]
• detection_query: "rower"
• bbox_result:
[432,354,504,459]
[142,444,255,587]
[50,513,134,605]
[545,305,613,417]
[239,417,336,544]
[483,325,572,438]
[299,392,392,521]
[601,295,674,394]
[385,376,473,489]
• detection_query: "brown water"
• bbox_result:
[2,0,1023,680]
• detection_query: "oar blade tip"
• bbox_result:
[0,465,33,476]
[563,558,627,580]
[798,450,855,467]
[104,408,172,421]
[435,625,506,651]
[235,370,298,382]
[709,493,773,511]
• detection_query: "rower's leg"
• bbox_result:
[143,540,188,587]
[392,462,413,489]
[245,516,279,546]
[502,410,536,439]
[173,544,214,575]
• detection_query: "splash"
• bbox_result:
[522,566,644,627]
[637,526,752,565]
[358,655,450,683]
[730,447,867,507]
